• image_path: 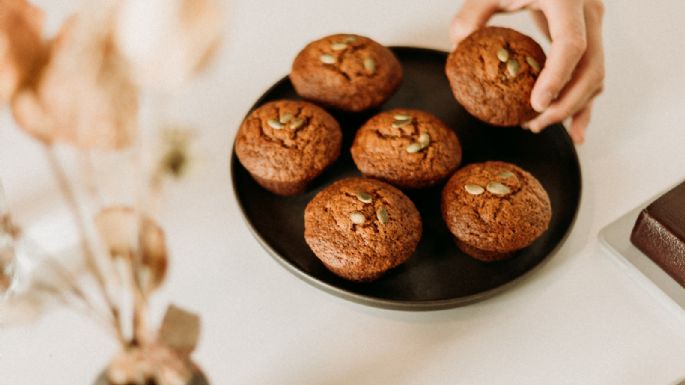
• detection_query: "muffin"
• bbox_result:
[304,177,422,281]
[290,34,402,112]
[441,161,551,261]
[445,26,546,127]
[234,99,342,196]
[351,109,462,189]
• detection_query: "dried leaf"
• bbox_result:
[114,0,223,92]
[12,11,138,150]
[0,216,17,294]
[158,304,200,356]
[158,128,193,180]
[0,256,76,326]
[0,0,44,103]
[94,206,167,292]
[0,186,19,294]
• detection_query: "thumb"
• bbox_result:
[449,0,504,45]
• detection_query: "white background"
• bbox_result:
[1,0,685,384]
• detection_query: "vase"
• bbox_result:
[93,364,209,385]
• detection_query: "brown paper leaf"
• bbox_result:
[12,11,138,150]
[94,206,167,291]
[157,304,200,356]
[0,0,44,103]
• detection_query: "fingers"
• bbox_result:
[449,0,503,46]
[530,0,588,111]
[525,0,605,134]
[569,103,592,144]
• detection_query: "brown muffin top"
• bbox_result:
[441,161,551,253]
[234,99,342,184]
[351,109,462,189]
[445,26,546,126]
[304,177,422,281]
[290,34,402,112]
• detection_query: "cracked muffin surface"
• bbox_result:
[441,161,551,261]
[351,109,462,189]
[234,99,342,195]
[304,177,422,281]
[290,34,402,112]
[445,26,546,126]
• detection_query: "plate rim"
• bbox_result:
[229,46,583,311]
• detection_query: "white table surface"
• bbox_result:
[1,0,685,384]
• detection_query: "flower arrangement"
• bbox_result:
[0,0,223,384]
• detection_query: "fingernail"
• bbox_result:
[532,91,553,112]
[529,122,544,133]
[572,130,585,144]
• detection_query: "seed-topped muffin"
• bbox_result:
[234,99,342,196]
[290,34,402,112]
[445,26,546,126]
[351,109,462,189]
[441,161,551,261]
[304,177,422,281]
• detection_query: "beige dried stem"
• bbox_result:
[0,0,44,104]
[95,206,168,344]
[7,4,143,344]
[44,149,126,344]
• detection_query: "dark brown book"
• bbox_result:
[630,181,685,288]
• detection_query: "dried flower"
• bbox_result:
[114,0,223,92]
[0,214,19,294]
[0,253,81,326]
[157,128,194,181]
[0,0,44,103]
[94,206,167,293]
[12,10,138,149]
[107,341,192,385]
[157,305,200,357]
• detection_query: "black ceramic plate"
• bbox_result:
[230,47,581,310]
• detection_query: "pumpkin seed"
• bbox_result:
[464,184,485,195]
[350,212,365,225]
[497,48,510,63]
[507,59,520,78]
[376,206,389,224]
[343,35,357,43]
[279,113,293,124]
[418,132,430,148]
[406,142,422,153]
[289,118,305,130]
[363,57,376,75]
[498,171,515,179]
[394,114,412,121]
[355,191,373,204]
[320,54,336,64]
[331,42,348,51]
[267,119,284,130]
[486,182,511,196]
[392,119,412,129]
[526,56,541,73]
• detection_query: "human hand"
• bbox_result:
[449,0,605,144]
